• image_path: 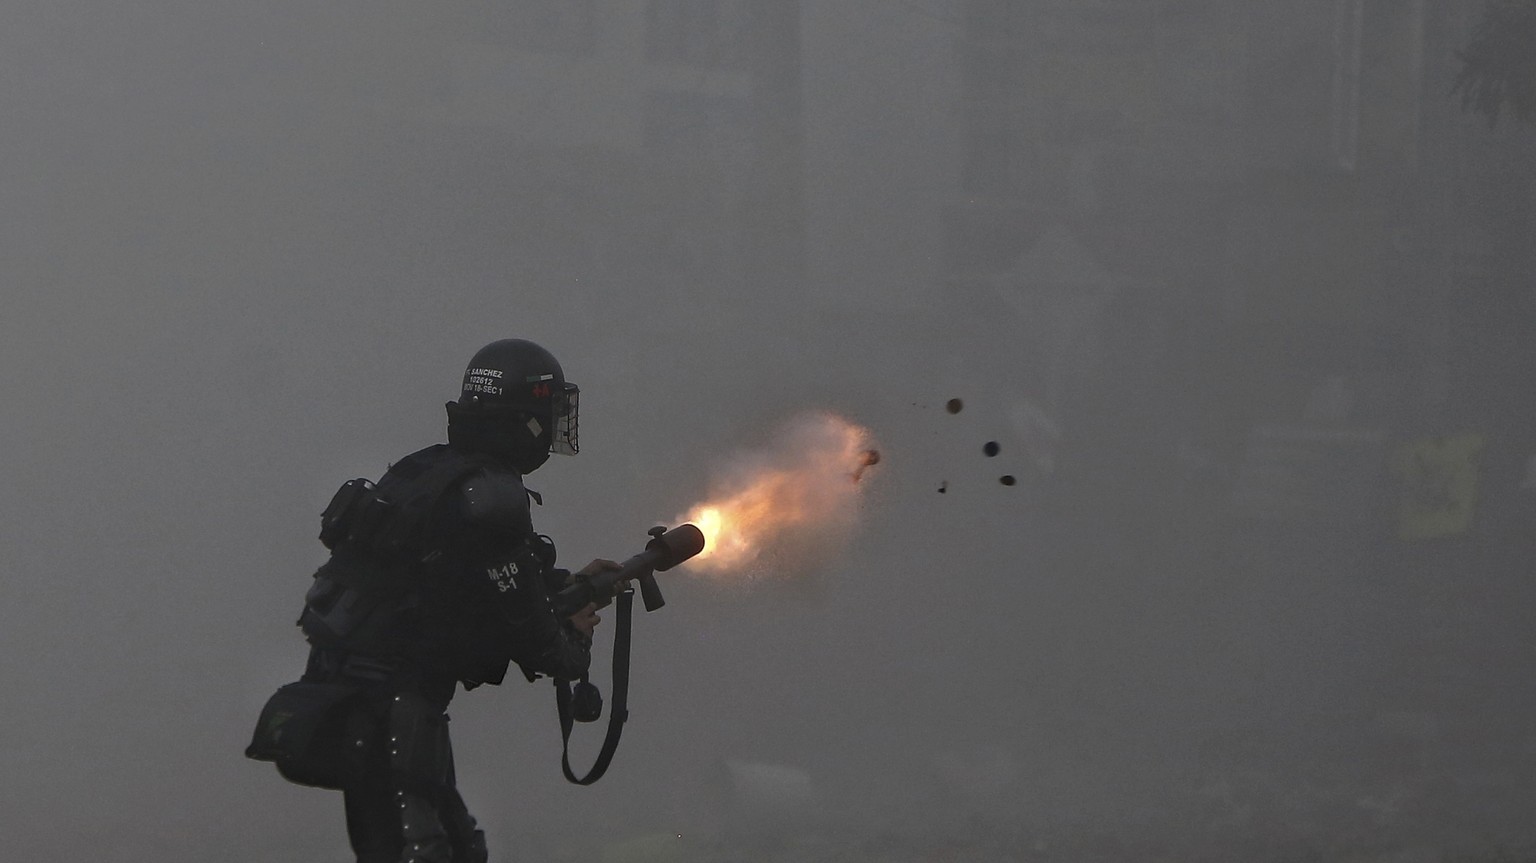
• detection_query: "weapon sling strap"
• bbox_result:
[555,587,633,785]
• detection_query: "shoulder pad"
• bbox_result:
[456,469,535,537]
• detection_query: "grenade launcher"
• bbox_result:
[550,523,705,616]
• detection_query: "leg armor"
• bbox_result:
[343,691,486,863]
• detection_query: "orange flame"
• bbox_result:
[678,412,878,575]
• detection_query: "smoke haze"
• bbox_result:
[4,2,1536,861]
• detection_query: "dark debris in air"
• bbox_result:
[938,400,1018,491]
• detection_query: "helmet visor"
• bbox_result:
[552,382,579,455]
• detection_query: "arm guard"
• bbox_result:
[477,538,591,681]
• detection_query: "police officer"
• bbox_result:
[261,339,616,863]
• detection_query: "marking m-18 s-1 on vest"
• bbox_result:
[487,562,519,592]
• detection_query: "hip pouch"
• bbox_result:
[245,681,377,790]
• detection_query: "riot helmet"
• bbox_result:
[446,339,579,473]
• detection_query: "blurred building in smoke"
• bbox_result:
[938,0,1536,504]
[937,0,1536,773]
[306,0,806,355]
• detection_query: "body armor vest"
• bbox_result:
[301,446,506,651]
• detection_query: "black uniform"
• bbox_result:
[291,443,589,863]
[249,339,586,863]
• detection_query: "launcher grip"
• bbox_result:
[637,571,665,611]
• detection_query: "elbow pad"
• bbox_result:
[458,471,535,540]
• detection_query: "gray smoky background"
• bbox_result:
[4,1,1536,861]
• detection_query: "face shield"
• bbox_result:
[551,382,579,455]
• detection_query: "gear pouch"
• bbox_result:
[319,478,378,550]
[245,681,375,790]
